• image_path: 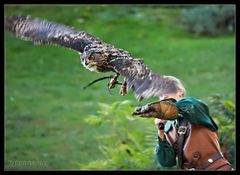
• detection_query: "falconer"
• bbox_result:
[133,76,234,171]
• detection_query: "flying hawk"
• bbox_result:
[5,15,180,101]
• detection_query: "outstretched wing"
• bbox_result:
[5,15,102,53]
[108,57,178,101]
[5,15,178,101]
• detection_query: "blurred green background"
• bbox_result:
[5,5,235,170]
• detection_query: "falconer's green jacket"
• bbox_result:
[154,97,218,167]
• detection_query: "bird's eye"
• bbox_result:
[88,55,94,60]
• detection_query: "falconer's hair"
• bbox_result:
[161,75,186,97]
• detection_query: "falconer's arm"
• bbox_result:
[154,134,177,167]
[133,98,179,167]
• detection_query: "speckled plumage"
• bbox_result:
[5,15,179,101]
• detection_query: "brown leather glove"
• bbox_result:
[132,99,179,120]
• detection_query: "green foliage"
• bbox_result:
[180,5,235,36]
[82,96,236,170]
[82,100,158,170]
[207,94,235,167]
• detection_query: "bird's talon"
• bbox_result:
[119,82,127,96]
[108,73,119,89]
[108,79,115,89]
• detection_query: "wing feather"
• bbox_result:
[5,15,102,53]
[108,57,179,100]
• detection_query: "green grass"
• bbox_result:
[5,5,235,170]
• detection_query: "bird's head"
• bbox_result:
[81,52,100,72]
[80,43,114,73]
[80,51,104,72]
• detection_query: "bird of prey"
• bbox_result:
[5,15,180,101]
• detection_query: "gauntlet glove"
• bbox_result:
[132,98,179,120]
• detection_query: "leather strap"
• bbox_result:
[184,152,226,170]
[200,152,224,169]
[177,117,188,169]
